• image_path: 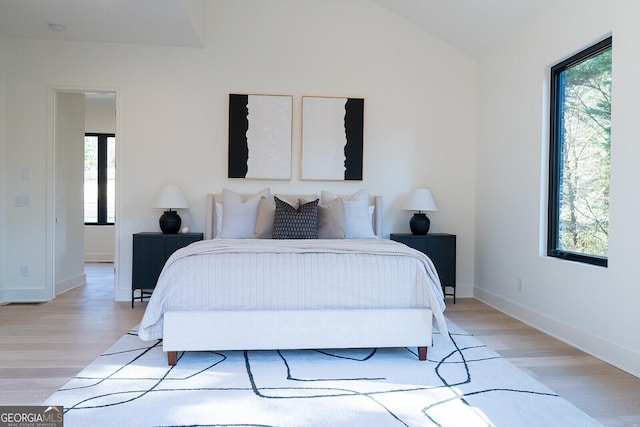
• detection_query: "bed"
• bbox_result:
[138,189,448,365]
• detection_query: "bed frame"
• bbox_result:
[161,193,433,365]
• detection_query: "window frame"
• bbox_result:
[84,132,115,226]
[547,36,611,268]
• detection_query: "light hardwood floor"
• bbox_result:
[0,266,639,426]
[0,263,145,405]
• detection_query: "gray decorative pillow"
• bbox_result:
[251,196,276,239]
[273,197,319,239]
[316,198,346,239]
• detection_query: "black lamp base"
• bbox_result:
[409,213,430,235]
[159,210,181,234]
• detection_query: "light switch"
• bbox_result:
[14,195,30,207]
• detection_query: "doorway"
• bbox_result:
[49,89,118,300]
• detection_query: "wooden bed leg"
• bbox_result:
[418,346,427,361]
[167,351,177,366]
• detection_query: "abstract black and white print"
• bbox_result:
[228,94,292,179]
[44,322,600,427]
[302,96,364,181]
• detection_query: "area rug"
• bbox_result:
[43,321,600,426]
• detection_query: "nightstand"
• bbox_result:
[390,233,457,303]
[131,232,203,307]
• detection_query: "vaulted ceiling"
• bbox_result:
[372,0,551,57]
[0,0,550,58]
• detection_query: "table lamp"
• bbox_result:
[153,185,189,234]
[402,188,437,235]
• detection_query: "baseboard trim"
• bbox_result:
[474,287,640,379]
[56,273,86,296]
[84,253,115,263]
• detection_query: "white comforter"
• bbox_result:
[138,238,448,341]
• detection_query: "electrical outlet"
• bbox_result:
[517,278,524,292]
[21,264,30,277]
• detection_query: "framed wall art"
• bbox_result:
[301,96,364,181]
[228,94,292,180]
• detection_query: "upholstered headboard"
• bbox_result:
[204,192,382,239]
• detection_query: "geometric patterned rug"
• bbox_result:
[43,320,602,426]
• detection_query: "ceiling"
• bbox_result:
[372,0,552,57]
[0,0,206,48]
[0,0,550,57]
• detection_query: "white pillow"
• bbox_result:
[321,189,376,238]
[218,188,270,238]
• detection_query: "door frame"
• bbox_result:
[46,86,120,300]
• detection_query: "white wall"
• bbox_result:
[475,0,640,377]
[84,94,116,262]
[1,0,477,302]
[0,35,7,302]
[84,226,114,262]
[85,94,116,133]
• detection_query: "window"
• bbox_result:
[548,37,611,267]
[84,133,115,225]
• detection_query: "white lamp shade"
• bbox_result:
[153,185,189,210]
[402,188,437,212]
